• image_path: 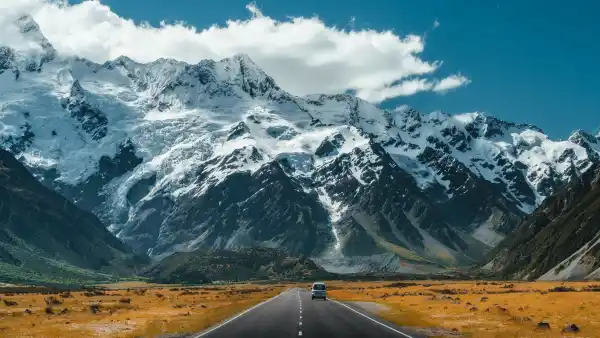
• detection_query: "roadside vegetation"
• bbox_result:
[329,280,597,337]
[0,282,284,337]
[4,279,600,337]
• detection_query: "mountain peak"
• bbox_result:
[216,53,282,98]
[231,53,256,64]
[396,106,422,120]
[15,15,55,56]
[569,129,598,145]
[1,15,56,72]
[222,53,267,79]
[16,15,40,34]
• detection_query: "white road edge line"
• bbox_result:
[193,290,287,337]
[331,300,415,338]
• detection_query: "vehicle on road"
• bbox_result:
[311,282,327,300]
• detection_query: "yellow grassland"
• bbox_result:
[3,280,599,337]
[328,280,600,337]
[0,282,285,337]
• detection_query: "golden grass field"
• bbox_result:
[0,282,285,337]
[328,280,600,338]
[2,280,600,337]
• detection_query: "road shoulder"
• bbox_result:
[329,298,427,338]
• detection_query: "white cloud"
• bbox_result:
[357,78,434,103]
[393,104,410,112]
[0,0,470,103]
[433,74,471,93]
[433,19,440,30]
[357,74,471,102]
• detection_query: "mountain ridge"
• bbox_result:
[484,163,600,280]
[143,247,334,284]
[1,15,599,273]
[0,148,147,284]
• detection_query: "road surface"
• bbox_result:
[195,288,425,338]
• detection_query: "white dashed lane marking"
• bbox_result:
[297,289,303,335]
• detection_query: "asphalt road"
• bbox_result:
[195,288,426,338]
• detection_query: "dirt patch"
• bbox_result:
[351,301,390,314]
[86,322,136,336]
[416,327,462,337]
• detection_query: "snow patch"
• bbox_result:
[538,233,600,281]
[472,223,505,247]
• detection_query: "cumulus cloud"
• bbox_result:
[0,0,470,103]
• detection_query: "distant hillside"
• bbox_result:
[485,164,600,280]
[143,247,335,284]
[0,149,147,285]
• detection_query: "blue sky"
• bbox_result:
[69,0,598,138]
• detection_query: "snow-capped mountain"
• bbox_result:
[1,16,599,272]
[484,163,600,280]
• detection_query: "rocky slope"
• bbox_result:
[484,163,600,280]
[143,247,333,284]
[1,15,599,272]
[0,148,146,284]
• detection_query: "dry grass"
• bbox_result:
[6,279,597,337]
[0,283,285,337]
[328,280,600,337]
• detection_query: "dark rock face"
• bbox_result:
[464,114,543,140]
[570,130,600,163]
[312,142,476,264]
[486,164,600,279]
[3,120,35,155]
[121,159,332,257]
[234,55,281,98]
[0,47,19,79]
[37,140,143,223]
[315,133,346,157]
[227,122,251,141]
[440,125,471,152]
[0,148,142,275]
[416,147,523,236]
[126,174,157,206]
[60,81,108,140]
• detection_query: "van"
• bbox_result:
[311,282,327,300]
